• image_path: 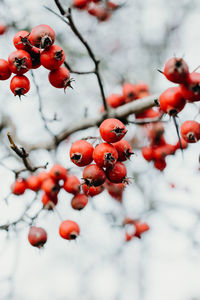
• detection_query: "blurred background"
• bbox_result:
[0,0,200,299]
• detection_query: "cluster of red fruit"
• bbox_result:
[0,24,71,97]
[159,57,200,142]
[123,218,150,242]
[73,0,119,22]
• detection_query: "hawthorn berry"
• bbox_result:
[37,171,49,185]
[71,193,88,210]
[28,226,47,248]
[82,184,104,197]
[10,75,30,97]
[122,83,138,102]
[180,120,200,143]
[41,178,60,197]
[99,118,127,143]
[8,50,32,75]
[59,220,80,240]
[49,67,71,89]
[159,87,186,115]
[29,24,55,49]
[42,193,58,210]
[106,181,125,202]
[106,162,127,183]
[73,0,89,9]
[154,159,166,171]
[26,175,41,191]
[11,178,26,195]
[112,140,133,161]
[63,175,81,195]
[83,164,106,186]
[106,94,125,108]
[0,59,11,80]
[163,57,189,84]
[141,147,154,162]
[40,45,65,70]
[180,72,200,102]
[70,140,94,167]
[49,164,67,182]
[13,31,31,51]
[93,142,118,168]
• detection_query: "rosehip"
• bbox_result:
[63,175,80,194]
[82,184,104,197]
[180,72,200,102]
[0,59,11,80]
[59,220,80,240]
[11,178,26,195]
[83,164,106,186]
[106,162,127,183]
[29,24,55,49]
[13,31,31,51]
[112,140,133,161]
[93,142,118,168]
[49,164,67,182]
[26,175,41,191]
[163,57,189,84]
[99,118,127,143]
[8,50,32,75]
[40,45,65,70]
[49,67,71,89]
[28,226,47,248]
[10,75,30,97]
[180,120,200,143]
[71,193,88,210]
[159,87,186,115]
[70,140,94,167]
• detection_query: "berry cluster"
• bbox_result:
[123,218,150,242]
[73,0,119,22]
[0,24,71,97]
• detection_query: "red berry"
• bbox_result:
[29,24,55,49]
[82,184,104,197]
[11,178,26,195]
[180,120,200,143]
[154,159,166,171]
[106,181,125,202]
[0,23,7,35]
[83,164,106,186]
[93,142,118,168]
[63,175,81,195]
[49,67,71,89]
[41,178,60,197]
[180,72,200,102]
[112,140,133,161]
[73,0,89,9]
[106,162,127,183]
[88,7,111,21]
[8,50,32,75]
[13,31,31,51]
[42,193,58,210]
[10,75,30,97]
[106,94,125,108]
[0,59,11,80]
[99,118,127,143]
[40,45,65,70]
[28,226,47,248]
[142,147,153,162]
[122,83,138,103]
[59,220,80,240]
[26,175,41,191]
[37,171,49,185]
[28,47,41,69]
[159,87,186,115]
[49,164,67,182]
[70,140,94,167]
[163,57,189,84]
[71,193,88,210]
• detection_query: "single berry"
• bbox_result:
[28,226,47,248]
[11,178,26,195]
[13,31,31,51]
[99,118,127,143]
[26,175,41,191]
[112,139,133,161]
[159,87,186,115]
[180,120,200,143]
[8,50,32,75]
[41,178,60,197]
[106,162,127,183]
[59,220,80,240]
[180,72,200,102]
[71,193,88,210]
[63,175,80,195]
[29,24,55,49]
[49,67,71,89]
[106,94,125,108]
[122,83,138,102]
[42,193,58,210]
[0,59,11,80]
[70,140,94,167]
[49,164,67,182]
[163,57,189,84]
[83,164,106,186]
[93,142,118,168]
[82,184,104,197]
[40,45,65,70]
[10,75,30,97]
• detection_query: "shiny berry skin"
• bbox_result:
[82,184,104,197]
[73,0,89,9]
[49,67,71,89]
[41,178,60,197]
[42,193,58,210]
[122,83,138,103]
[112,140,133,161]
[93,143,118,168]
[0,59,11,80]
[8,50,32,75]
[106,162,127,183]
[180,120,200,143]
[163,57,189,84]
[63,175,80,195]
[28,47,41,69]
[59,220,80,240]
[71,193,88,210]
[28,226,47,248]
[70,140,94,167]
[83,164,106,186]
[29,24,55,49]
[26,175,41,191]
[40,45,65,70]
[99,118,127,143]
[11,179,26,195]
[106,94,125,108]
[49,164,67,182]
[10,75,30,97]
[159,87,186,115]
[13,31,31,51]
[180,72,200,102]
[154,159,166,171]
[142,147,153,161]
[0,23,7,35]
